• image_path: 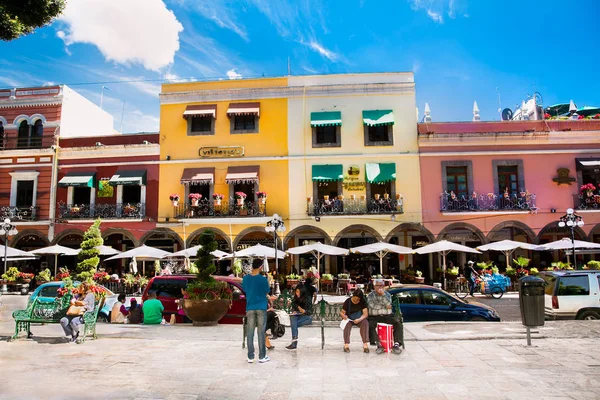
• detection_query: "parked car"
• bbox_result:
[141,275,246,324]
[541,270,600,320]
[388,284,501,322]
[29,281,117,323]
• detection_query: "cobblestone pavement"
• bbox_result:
[1,295,599,400]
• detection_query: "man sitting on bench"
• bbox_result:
[367,279,403,355]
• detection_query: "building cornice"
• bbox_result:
[0,100,62,109]
[58,144,160,160]
[160,82,415,105]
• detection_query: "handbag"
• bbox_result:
[66,305,85,317]
[348,311,362,320]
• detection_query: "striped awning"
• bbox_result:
[366,163,396,184]
[183,104,217,118]
[227,102,260,116]
[58,172,96,188]
[108,170,147,186]
[310,111,342,127]
[225,166,260,184]
[180,168,214,185]
[362,110,395,127]
[312,165,344,182]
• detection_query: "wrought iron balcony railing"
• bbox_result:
[0,206,39,221]
[440,191,536,212]
[0,136,55,150]
[58,203,146,219]
[574,193,600,210]
[307,197,403,216]
[174,198,267,218]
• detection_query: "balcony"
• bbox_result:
[0,206,39,221]
[1,136,55,150]
[174,198,267,219]
[574,193,600,211]
[440,191,537,212]
[307,197,403,216]
[58,203,146,219]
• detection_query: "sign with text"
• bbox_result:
[199,146,244,158]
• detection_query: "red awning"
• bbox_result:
[225,166,260,184]
[183,104,217,118]
[227,102,260,117]
[180,168,215,185]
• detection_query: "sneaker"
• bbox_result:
[70,332,79,343]
[247,358,254,363]
[285,342,297,350]
[258,356,271,363]
[376,346,385,354]
[392,344,403,355]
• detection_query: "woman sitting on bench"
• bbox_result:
[340,289,370,353]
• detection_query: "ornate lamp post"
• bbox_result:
[265,213,286,278]
[0,218,18,294]
[558,208,584,269]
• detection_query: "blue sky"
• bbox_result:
[1,0,599,132]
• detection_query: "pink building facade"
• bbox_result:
[418,120,600,278]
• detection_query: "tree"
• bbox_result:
[185,230,231,300]
[77,219,103,282]
[0,0,66,41]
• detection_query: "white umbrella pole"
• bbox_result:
[54,254,58,277]
[379,256,383,275]
[143,260,146,276]
[442,252,447,291]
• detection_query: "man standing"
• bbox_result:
[243,259,273,364]
[367,279,403,354]
[142,291,164,325]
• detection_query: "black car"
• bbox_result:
[388,285,501,322]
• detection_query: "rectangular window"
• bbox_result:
[369,181,393,199]
[557,276,590,296]
[122,185,141,204]
[189,116,213,135]
[233,115,256,131]
[317,182,339,199]
[364,125,393,146]
[233,182,256,203]
[16,180,34,207]
[73,187,91,205]
[312,126,340,148]
[422,290,453,306]
[395,290,421,304]
[498,166,518,195]
[446,166,468,198]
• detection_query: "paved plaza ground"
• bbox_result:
[1,295,599,400]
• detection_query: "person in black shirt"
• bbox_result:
[340,289,369,353]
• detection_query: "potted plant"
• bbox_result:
[581,183,596,197]
[585,260,600,270]
[415,270,424,284]
[306,267,320,284]
[350,194,356,200]
[188,193,202,207]
[212,193,224,206]
[374,193,380,200]
[123,203,137,214]
[55,267,71,281]
[122,273,136,288]
[321,273,334,284]
[71,204,81,213]
[337,273,350,280]
[234,192,247,206]
[182,230,233,326]
[286,273,300,288]
[396,193,402,200]
[256,191,268,205]
[529,267,539,275]
[323,195,329,201]
[338,195,344,201]
[383,193,389,200]
[18,272,34,284]
[36,268,52,285]
[169,193,180,207]
[93,271,110,283]
[2,267,20,288]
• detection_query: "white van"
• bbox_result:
[541,271,600,320]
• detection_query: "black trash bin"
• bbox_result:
[519,275,545,327]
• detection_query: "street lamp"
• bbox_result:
[558,208,584,269]
[265,213,286,276]
[0,218,18,294]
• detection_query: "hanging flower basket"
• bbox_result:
[169,194,180,207]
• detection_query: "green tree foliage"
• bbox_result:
[77,219,103,282]
[185,230,231,301]
[1,0,66,41]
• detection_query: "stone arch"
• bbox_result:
[333,224,383,246]
[101,228,139,247]
[283,225,332,247]
[29,113,47,125]
[437,222,487,244]
[233,226,273,250]
[52,229,85,245]
[139,227,184,249]
[384,222,435,244]
[487,220,538,244]
[187,227,231,250]
[10,230,49,248]
[587,223,600,243]
[538,221,586,242]
[0,116,7,127]
[12,114,30,126]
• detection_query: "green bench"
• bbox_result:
[242,290,404,350]
[11,295,104,343]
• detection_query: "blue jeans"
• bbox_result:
[246,310,267,360]
[290,315,312,338]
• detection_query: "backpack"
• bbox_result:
[272,313,285,338]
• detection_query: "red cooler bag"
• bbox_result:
[377,323,394,353]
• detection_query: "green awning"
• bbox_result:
[362,110,394,127]
[366,163,396,184]
[312,165,343,182]
[58,172,96,188]
[108,170,147,186]
[310,111,342,127]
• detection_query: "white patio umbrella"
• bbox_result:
[415,240,481,290]
[0,247,37,274]
[105,245,172,275]
[476,240,540,271]
[287,242,349,275]
[77,245,121,256]
[350,242,414,275]
[230,244,286,259]
[537,238,600,251]
[169,245,229,259]
[31,244,79,277]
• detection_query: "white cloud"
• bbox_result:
[192,2,248,41]
[58,0,183,71]
[408,0,467,23]
[226,69,242,79]
[306,40,338,61]
[427,10,443,23]
[122,109,160,133]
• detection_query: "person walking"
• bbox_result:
[242,259,273,364]
[286,285,313,350]
[466,261,478,297]
[142,291,164,325]
[340,289,370,353]
[366,279,403,354]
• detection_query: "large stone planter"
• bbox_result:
[182,298,231,326]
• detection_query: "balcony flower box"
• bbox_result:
[212,193,224,206]
[235,192,247,206]
[188,193,202,207]
[169,193,180,207]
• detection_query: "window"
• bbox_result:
[16,180,34,207]
[317,182,339,200]
[313,125,340,147]
[446,166,468,198]
[557,276,590,296]
[231,115,258,133]
[18,120,29,148]
[187,184,210,204]
[369,181,393,199]
[365,125,393,146]
[498,166,518,195]
[395,289,421,304]
[149,279,189,298]
[39,285,59,298]
[233,182,256,203]
[73,187,91,205]
[122,185,141,204]
[31,120,43,147]
[0,121,4,137]
[188,115,213,135]
[422,290,453,306]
